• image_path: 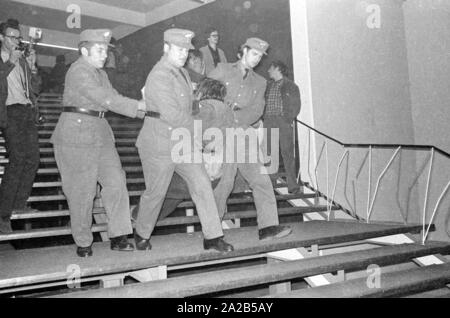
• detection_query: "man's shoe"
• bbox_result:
[134,232,151,251]
[0,217,12,234]
[76,246,93,258]
[203,237,234,253]
[110,235,134,252]
[259,225,292,241]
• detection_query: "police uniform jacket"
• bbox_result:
[136,55,194,154]
[51,57,140,148]
[208,62,267,129]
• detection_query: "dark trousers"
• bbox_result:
[0,105,40,218]
[265,116,300,192]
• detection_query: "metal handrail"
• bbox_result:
[297,120,450,159]
[296,119,450,243]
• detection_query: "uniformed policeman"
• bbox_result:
[209,37,292,241]
[135,28,233,253]
[51,29,146,257]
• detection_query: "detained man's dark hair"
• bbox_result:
[197,78,226,102]
[188,49,203,61]
[270,60,288,77]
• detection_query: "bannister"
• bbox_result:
[295,119,450,243]
[297,120,450,159]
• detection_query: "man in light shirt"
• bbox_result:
[0,18,40,234]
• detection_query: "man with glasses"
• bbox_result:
[0,18,40,233]
[50,29,146,257]
[200,28,228,76]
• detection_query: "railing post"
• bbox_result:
[422,148,434,244]
[314,141,326,199]
[422,180,450,244]
[367,147,402,222]
[367,146,372,223]
[328,150,349,221]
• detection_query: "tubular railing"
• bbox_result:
[296,120,450,244]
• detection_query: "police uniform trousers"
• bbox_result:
[136,145,224,240]
[0,105,40,219]
[213,135,279,229]
[54,144,132,247]
[264,116,300,192]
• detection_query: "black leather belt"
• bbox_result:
[6,103,32,107]
[145,111,161,119]
[63,107,106,118]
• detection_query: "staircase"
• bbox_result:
[0,93,448,298]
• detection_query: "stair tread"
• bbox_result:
[49,242,450,298]
[3,206,326,240]
[0,221,431,289]
[269,262,450,298]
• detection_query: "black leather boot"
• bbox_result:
[134,232,152,251]
[76,245,93,257]
[110,235,134,251]
[259,225,292,241]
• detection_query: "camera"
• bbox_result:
[16,41,29,54]
[15,27,42,57]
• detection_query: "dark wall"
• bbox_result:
[118,0,292,98]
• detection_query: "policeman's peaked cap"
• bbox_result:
[79,29,114,47]
[244,37,269,55]
[164,28,195,50]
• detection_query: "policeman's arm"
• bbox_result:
[72,67,139,118]
[145,69,194,130]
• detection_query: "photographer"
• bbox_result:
[0,18,40,233]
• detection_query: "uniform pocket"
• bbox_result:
[58,115,96,146]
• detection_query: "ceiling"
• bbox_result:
[0,0,214,66]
